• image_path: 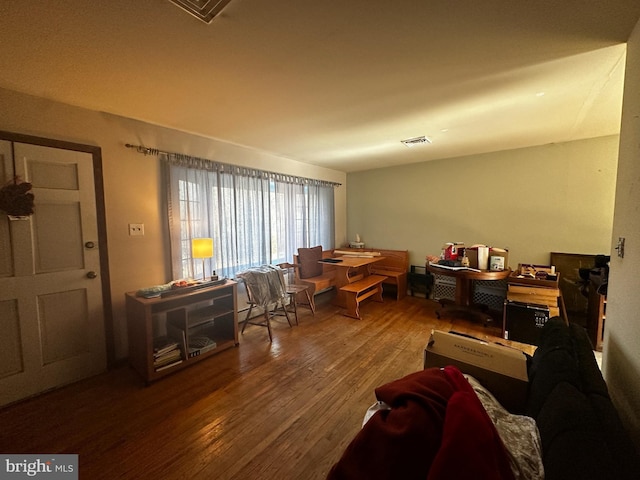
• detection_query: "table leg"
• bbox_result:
[437,277,494,324]
[334,266,367,308]
[333,267,351,308]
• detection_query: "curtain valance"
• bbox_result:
[125,143,341,188]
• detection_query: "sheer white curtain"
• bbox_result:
[164,155,335,280]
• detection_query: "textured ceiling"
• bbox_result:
[0,1,639,172]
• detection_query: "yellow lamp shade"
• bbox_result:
[192,238,213,258]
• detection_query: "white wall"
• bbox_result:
[0,87,347,360]
[605,17,640,449]
[347,136,618,268]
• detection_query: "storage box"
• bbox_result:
[503,300,551,346]
[424,330,529,413]
[510,264,559,288]
[466,247,479,268]
[465,246,509,270]
[489,247,509,270]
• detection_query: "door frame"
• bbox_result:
[0,130,114,366]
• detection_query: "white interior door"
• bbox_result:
[0,140,107,406]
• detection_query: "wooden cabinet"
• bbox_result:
[587,283,606,352]
[126,281,238,383]
[550,252,595,317]
[506,267,568,318]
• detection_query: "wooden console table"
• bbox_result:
[427,264,511,323]
[126,280,238,384]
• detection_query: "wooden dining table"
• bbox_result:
[322,255,385,308]
[427,263,511,323]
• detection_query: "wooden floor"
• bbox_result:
[0,292,535,480]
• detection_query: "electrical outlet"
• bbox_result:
[129,223,144,236]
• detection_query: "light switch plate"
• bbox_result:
[616,237,625,258]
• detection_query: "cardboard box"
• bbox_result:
[466,247,479,268]
[424,330,529,413]
[489,247,509,270]
[466,246,509,270]
[510,264,559,288]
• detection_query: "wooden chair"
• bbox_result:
[292,247,337,312]
[276,262,315,323]
[237,266,292,341]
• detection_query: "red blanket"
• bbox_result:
[327,366,515,480]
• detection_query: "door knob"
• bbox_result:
[86,271,98,279]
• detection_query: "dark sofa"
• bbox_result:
[526,317,640,480]
[328,318,640,479]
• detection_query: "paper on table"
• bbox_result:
[334,250,381,256]
[428,262,481,272]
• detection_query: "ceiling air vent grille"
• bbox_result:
[169,0,233,24]
[401,135,432,147]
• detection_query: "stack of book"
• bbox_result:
[153,337,183,371]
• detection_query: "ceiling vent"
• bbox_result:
[168,0,233,24]
[401,135,432,147]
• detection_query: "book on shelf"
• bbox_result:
[153,348,182,367]
[153,337,179,357]
[188,342,217,358]
[153,344,179,359]
[155,359,183,372]
[153,335,182,369]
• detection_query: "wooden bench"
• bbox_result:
[335,248,409,300]
[339,274,387,319]
[293,249,337,312]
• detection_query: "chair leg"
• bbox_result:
[271,298,295,328]
[264,311,273,342]
[241,303,255,334]
[295,289,315,314]
[306,290,316,315]
[298,290,316,314]
[242,303,275,342]
[279,300,293,327]
[290,293,299,325]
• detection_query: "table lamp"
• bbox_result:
[192,237,213,281]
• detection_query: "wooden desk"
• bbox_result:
[327,256,385,308]
[427,264,511,323]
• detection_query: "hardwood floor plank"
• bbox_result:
[0,293,535,479]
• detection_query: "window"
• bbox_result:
[165,157,335,280]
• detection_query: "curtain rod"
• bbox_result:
[124,143,342,187]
